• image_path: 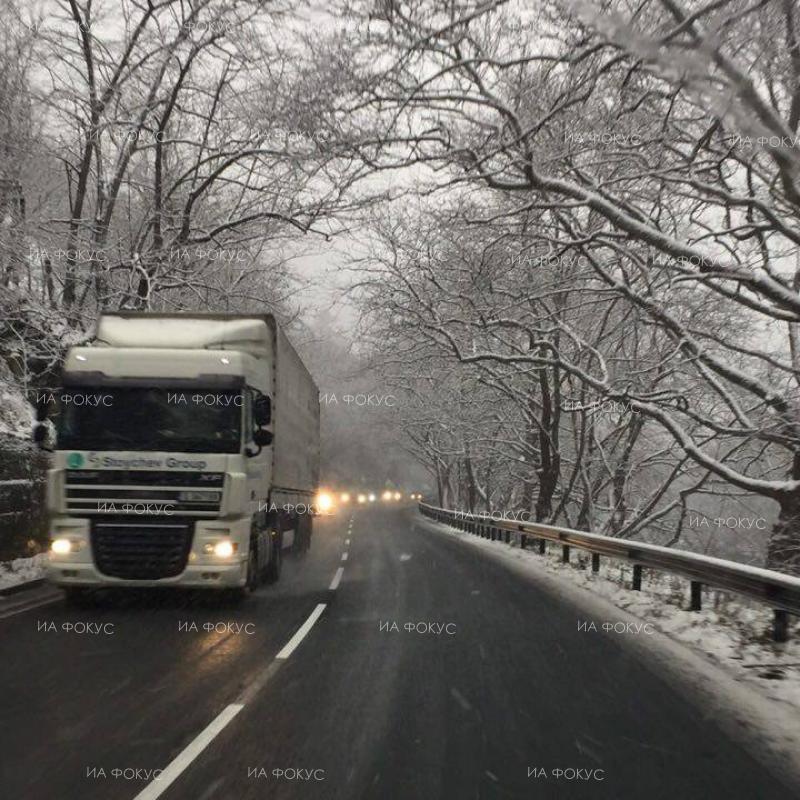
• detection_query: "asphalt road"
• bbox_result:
[0,507,794,800]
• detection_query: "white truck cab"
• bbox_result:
[40,313,320,598]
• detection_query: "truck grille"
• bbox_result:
[91,519,193,580]
[65,470,223,516]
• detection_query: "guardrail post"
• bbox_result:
[690,581,702,611]
[632,564,642,591]
[520,534,527,550]
[591,553,600,572]
[539,539,546,555]
[774,610,789,643]
[562,545,570,563]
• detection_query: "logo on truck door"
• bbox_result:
[67,452,84,468]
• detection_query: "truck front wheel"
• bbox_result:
[294,513,313,554]
[265,533,282,583]
[245,541,260,591]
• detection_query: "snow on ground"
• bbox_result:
[0,553,47,591]
[0,376,34,440]
[429,518,800,717]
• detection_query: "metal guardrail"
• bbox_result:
[419,503,800,642]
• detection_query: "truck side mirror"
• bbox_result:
[35,395,51,421]
[254,395,271,426]
[253,429,273,447]
[33,422,52,451]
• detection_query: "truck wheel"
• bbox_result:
[294,513,313,554]
[227,540,260,603]
[245,541,260,591]
[265,534,282,583]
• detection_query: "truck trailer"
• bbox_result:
[38,313,320,599]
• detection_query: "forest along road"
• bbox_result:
[0,508,794,800]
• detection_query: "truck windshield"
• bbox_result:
[55,387,242,454]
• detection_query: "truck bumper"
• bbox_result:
[46,516,251,590]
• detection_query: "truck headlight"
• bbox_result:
[51,538,72,554]
[214,541,235,558]
[203,540,237,558]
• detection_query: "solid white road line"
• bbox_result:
[0,595,60,620]
[329,567,344,591]
[133,704,244,800]
[276,603,327,660]
[341,552,348,562]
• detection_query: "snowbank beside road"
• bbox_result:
[0,554,47,591]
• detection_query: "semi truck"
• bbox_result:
[36,313,320,600]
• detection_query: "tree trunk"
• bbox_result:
[534,357,560,522]
[768,490,800,576]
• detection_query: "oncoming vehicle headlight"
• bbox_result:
[382,490,392,501]
[340,493,350,503]
[316,492,334,513]
[357,493,367,504]
[368,493,376,502]
[393,491,401,500]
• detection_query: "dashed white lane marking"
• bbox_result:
[399,553,412,561]
[133,704,244,800]
[341,552,349,562]
[276,603,327,660]
[329,567,344,591]
[345,538,350,546]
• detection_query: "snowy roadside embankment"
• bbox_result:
[0,553,47,591]
[427,518,800,716]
